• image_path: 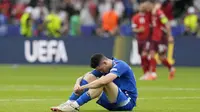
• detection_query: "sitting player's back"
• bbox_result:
[110,58,138,103]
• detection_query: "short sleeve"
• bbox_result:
[91,70,103,78]
[110,62,128,77]
[157,9,168,24]
[157,9,165,18]
[132,16,137,28]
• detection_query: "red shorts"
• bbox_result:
[150,37,168,54]
[137,40,150,55]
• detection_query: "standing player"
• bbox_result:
[51,54,137,111]
[132,3,151,80]
[145,1,175,80]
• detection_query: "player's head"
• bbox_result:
[138,3,146,12]
[142,0,155,12]
[90,53,112,73]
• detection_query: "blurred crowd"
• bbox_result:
[0,0,200,37]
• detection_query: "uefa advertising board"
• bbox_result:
[0,37,114,65]
[0,36,200,66]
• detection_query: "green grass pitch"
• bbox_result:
[0,65,200,112]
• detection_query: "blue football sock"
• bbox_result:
[69,79,88,101]
[69,93,79,101]
[76,92,91,106]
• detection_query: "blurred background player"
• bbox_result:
[144,0,175,80]
[20,7,33,37]
[132,3,151,80]
[184,6,199,36]
[45,8,61,38]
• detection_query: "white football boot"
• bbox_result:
[51,100,77,112]
[58,102,79,112]
[139,72,150,80]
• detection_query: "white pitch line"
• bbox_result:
[0,88,72,91]
[1,87,200,91]
[0,97,200,102]
[0,99,63,102]
[138,87,200,91]
[138,96,200,100]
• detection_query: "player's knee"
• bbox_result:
[103,82,117,89]
[159,55,166,61]
[87,88,103,99]
[150,50,155,57]
[83,72,96,83]
[141,51,147,56]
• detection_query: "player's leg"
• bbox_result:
[97,82,136,111]
[140,50,150,80]
[138,41,150,80]
[56,87,103,112]
[158,46,175,80]
[51,72,96,111]
[149,41,158,80]
[69,72,96,101]
[67,76,116,109]
[158,44,171,70]
[59,80,135,111]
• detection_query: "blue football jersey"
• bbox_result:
[91,58,138,101]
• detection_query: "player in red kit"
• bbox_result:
[145,1,175,80]
[132,3,151,80]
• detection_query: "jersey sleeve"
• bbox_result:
[157,9,168,24]
[91,70,103,78]
[132,16,138,28]
[110,62,128,77]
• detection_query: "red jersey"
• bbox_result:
[152,9,167,41]
[132,12,151,41]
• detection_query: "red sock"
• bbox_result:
[141,56,149,74]
[149,57,156,72]
[162,58,172,70]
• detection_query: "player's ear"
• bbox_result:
[102,61,106,65]
[102,60,107,66]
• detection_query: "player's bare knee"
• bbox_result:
[159,54,166,61]
[150,50,155,57]
[87,88,103,99]
[141,51,147,56]
[83,72,97,83]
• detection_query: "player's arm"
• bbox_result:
[80,73,117,90]
[80,63,126,90]
[161,17,172,36]
[73,76,84,94]
[75,76,83,85]
[133,26,145,33]
[159,11,174,42]
[74,73,97,94]
[132,17,144,33]
[163,19,174,42]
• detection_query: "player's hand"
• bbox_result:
[73,84,82,95]
[140,27,145,32]
[168,35,174,43]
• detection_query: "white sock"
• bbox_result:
[66,100,72,104]
[72,101,80,108]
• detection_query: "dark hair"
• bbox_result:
[90,53,105,68]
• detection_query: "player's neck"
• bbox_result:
[139,12,145,15]
[108,59,113,69]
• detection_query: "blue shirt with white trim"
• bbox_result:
[91,58,138,101]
